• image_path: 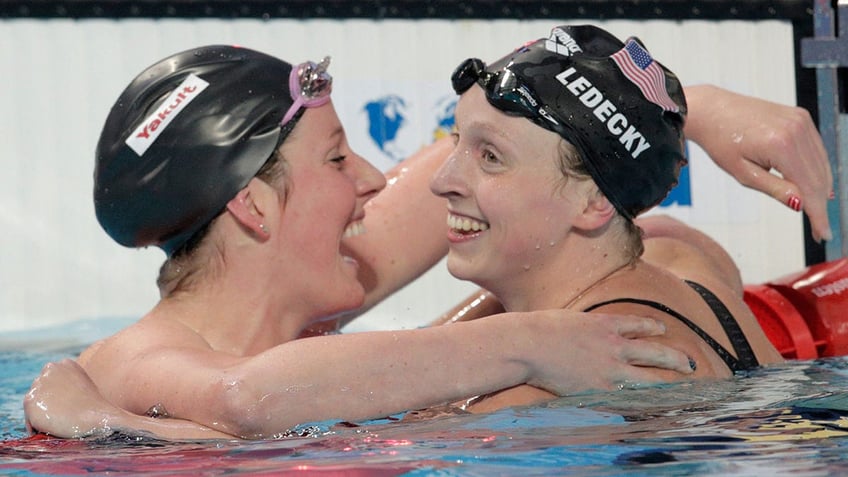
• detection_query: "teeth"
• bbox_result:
[343,220,366,238]
[447,214,489,232]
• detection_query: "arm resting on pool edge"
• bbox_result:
[25,312,694,440]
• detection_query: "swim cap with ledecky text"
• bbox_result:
[452,24,688,219]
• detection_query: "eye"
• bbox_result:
[481,149,501,165]
[329,155,347,168]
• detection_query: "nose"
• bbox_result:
[429,148,468,199]
[350,152,387,201]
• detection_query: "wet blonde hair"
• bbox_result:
[555,140,644,262]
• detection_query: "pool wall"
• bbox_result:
[0,14,803,333]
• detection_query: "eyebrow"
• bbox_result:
[461,118,513,142]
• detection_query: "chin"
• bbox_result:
[446,256,479,282]
[335,284,366,312]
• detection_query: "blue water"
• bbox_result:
[3,320,848,475]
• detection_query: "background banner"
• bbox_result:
[0,18,803,332]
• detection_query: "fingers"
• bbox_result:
[620,340,694,375]
[610,315,694,375]
[731,153,833,243]
[799,187,833,243]
[613,316,667,339]
[786,116,833,241]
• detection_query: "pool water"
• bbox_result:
[3,322,848,475]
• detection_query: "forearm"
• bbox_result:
[681,84,723,148]
[98,412,235,441]
[429,288,504,326]
[27,312,694,441]
[216,316,535,438]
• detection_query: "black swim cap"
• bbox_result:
[452,25,688,219]
[95,45,295,255]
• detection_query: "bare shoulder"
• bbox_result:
[80,315,206,366]
[76,314,212,411]
[572,262,782,378]
[572,265,733,378]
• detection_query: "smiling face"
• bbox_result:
[429,86,594,300]
[271,101,386,319]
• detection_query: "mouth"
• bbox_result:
[343,220,366,239]
[447,213,489,235]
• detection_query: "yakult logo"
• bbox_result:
[126,74,210,156]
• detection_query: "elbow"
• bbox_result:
[206,375,278,440]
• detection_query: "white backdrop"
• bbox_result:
[0,18,803,333]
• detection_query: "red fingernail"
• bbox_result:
[829,190,836,200]
[786,195,802,212]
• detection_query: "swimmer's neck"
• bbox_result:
[482,245,632,313]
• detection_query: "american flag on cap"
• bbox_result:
[610,38,680,113]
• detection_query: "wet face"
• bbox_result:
[272,101,386,318]
[429,86,586,293]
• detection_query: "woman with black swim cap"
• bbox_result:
[429,24,784,411]
[25,44,700,440]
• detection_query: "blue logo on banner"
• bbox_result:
[433,96,456,138]
[364,95,407,161]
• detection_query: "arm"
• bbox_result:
[683,84,832,242]
[341,138,453,315]
[25,359,234,440]
[430,289,504,326]
[27,311,693,440]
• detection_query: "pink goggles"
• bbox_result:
[281,56,333,126]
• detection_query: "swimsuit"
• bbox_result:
[584,280,760,372]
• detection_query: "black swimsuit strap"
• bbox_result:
[684,280,759,370]
[583,297,743,371]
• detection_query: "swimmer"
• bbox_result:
[424,24,783,412]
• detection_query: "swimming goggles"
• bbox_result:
[451,57,566,137]
[281,56,333,126]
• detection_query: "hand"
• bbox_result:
[521,311,694,395]
[684,85,833,242]
[24,359,117,438]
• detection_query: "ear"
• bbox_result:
[572,186,616,231]
[226,178,273,240]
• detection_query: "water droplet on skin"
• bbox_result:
[523,264,531,271]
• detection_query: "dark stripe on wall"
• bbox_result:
[0,1,811,21]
